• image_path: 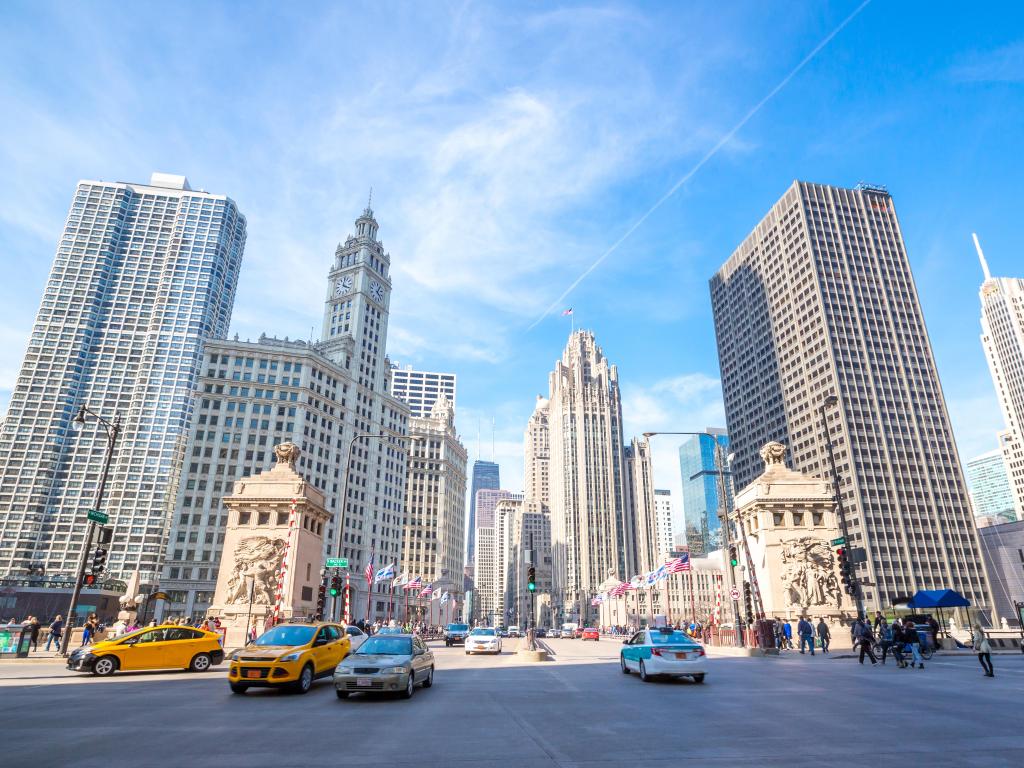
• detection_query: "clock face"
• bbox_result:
[334,276,353,296]
[369,279,384,304]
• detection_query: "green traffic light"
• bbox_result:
[528,582,536,592]
[329,588,339,596]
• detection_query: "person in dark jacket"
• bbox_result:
[45,615,64,652]
[27,616,41,651]
[902,618,924,669]
[854,619,877,665]
[797,617,815,655]
[816,619,831,653]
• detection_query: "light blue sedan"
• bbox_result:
[619,628,707,683]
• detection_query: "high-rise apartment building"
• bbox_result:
[547,331,636,624]
[0,173,246,583]
[524,397,551,506]
[965,449,1017,524]
[389,364,456,419]
[475,489,515,530]
[466,460,500,567]
[400,397,467,603]
[510,499,551,627]
[977,237,1024,521]
[710,180,992,614]
[654,489,674,557]
[473,525,496,624]
[627,438,659,574]
[161,205,410,621]
[678,431,732,556]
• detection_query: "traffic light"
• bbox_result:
[527,566,536,592]
[836,547,855,594]
[330,574,343,597]
[316,582,327,620]
[82,573,97,587]
[742,581,753,625]
[728,545,738,568]
[91,547,108,575]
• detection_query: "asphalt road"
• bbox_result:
[1,638,1022,767]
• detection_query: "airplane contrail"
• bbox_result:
[528,0,873,331]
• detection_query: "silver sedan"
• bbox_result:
[334,633,434,699]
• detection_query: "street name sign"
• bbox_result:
[326,558,349,568]
[87,509,109,525]
[830,536,846,546]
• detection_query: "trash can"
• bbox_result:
[0,624,32,658]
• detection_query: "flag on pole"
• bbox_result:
[404,576,423,591]
[374,563,395,583]
[440,591,450,605]
[628,575,643,590]
[419,584,433,598]
[561,308,573,316]
[665,553,690,573]
[363,551,375,585]
[392,573,407,589]
[431,588,442,601]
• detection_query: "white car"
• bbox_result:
[465,627,502,655]
[507,626,521,638]
[619,627,707,683]
[344,625,368,652]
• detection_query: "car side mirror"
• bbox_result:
[313,638,328,647]
[622,639,629,645]
[414,647,425,655]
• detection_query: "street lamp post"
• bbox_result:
[643,430,743,647]
[818,395,865,619]
[338,430,422,623]
[61,406,120,656]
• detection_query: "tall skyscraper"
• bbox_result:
[0,173,246,583]
[977,235,1024,521]
[389,363,456,418]
[547,331,636,623]
[466,460,500,566]
[161,205,410,621]
[654,489,674,557]
[965,449,1017,524]
[524,397,551,506]
[678,431,732,556]
[627,438,659,573]
[710,180,992,614]
[400,397,467,604]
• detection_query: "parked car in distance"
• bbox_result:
[508,625,521,638]
[465,627,502,655]
[445,623,470,646]
[549,629,562,639]
[535,627,547,638]
[498,627,510,638]
[581,627,600,641]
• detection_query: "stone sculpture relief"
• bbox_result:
[225,536,287,605]
[779,536,842,610]
[274,441,300,466]
[760,441,787,466]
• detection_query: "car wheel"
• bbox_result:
[292,664,314,694]
[620,655,630,674]
[92,656,118,676]
[189,653,212,672]
[692,674,705,684]
[336,690,350,699]
[230,682,249,695]
[401,674,415,699]
[423,666,434,688]
[639,660,652,682]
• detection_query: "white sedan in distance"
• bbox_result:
[465,627,502,655]
[344,625,369,652]
[620,627,706,683]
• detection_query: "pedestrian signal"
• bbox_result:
[82,573,97,587]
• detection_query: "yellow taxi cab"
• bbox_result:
[228,622,350,694]
[66,624,225,676]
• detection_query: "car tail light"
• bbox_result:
[651,647,663,657]
[696,647,705,657]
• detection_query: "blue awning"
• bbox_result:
[906,589,971,609]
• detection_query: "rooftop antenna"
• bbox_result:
[972,233,991,281]
[491,417,495,461]
[367,187,373,210]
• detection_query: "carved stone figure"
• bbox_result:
[274,442,301,467]
[779,536,842,610]
[225,536,287,605]
[760,441,787,466]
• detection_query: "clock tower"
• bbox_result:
[321,204,392,392]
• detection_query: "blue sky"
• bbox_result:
[2,1,1023,525]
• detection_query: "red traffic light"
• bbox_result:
[82,574,96,586]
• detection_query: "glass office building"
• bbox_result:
[678,431,732,556]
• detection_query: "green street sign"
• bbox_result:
[87,509,109,525]
[831,537,846,547]
[326,558,349,568]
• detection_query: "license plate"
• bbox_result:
[246,669,261,678]
[356,677,372,687]
[675,652,688,660]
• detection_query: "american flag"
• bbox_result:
[405,576,422,591]
[665,554,690,573]
[363,550,375,586]
[611,582,630,597]
[561,308,573,316]
[419,584,433,598]
[628,575,643,590]
[590,597,600,606]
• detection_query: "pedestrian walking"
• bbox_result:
[816,618,831,653]
[973,625,994,677]
[877,618,894,665]
[28,616,41,651]
[854,619,877,665]
[902,618,924,669]
[782,620,793,649]
[797,617,815,655]
[46,615,64,652]
[890,620,908,668]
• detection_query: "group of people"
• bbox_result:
[772,617,832,653]
[851,615,927,668]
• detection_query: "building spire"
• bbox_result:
[973,232,991,281]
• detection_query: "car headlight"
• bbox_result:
[277,651,303,663]
[229,650,242,661]
[381,666,408,674]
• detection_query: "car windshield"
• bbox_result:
[650,630,698,646]
[357,636,412,656]
[471,628,496,636]
[448,624,469,632]
[253,625,316,647]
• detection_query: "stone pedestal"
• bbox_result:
[207,443,329,648]
[733,442,855,631]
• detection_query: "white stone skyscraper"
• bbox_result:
[547,331,636,624]
[524,396,551,507]
[976,235,1024,521]
[0,173,246,583]
[711,181,992,616]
